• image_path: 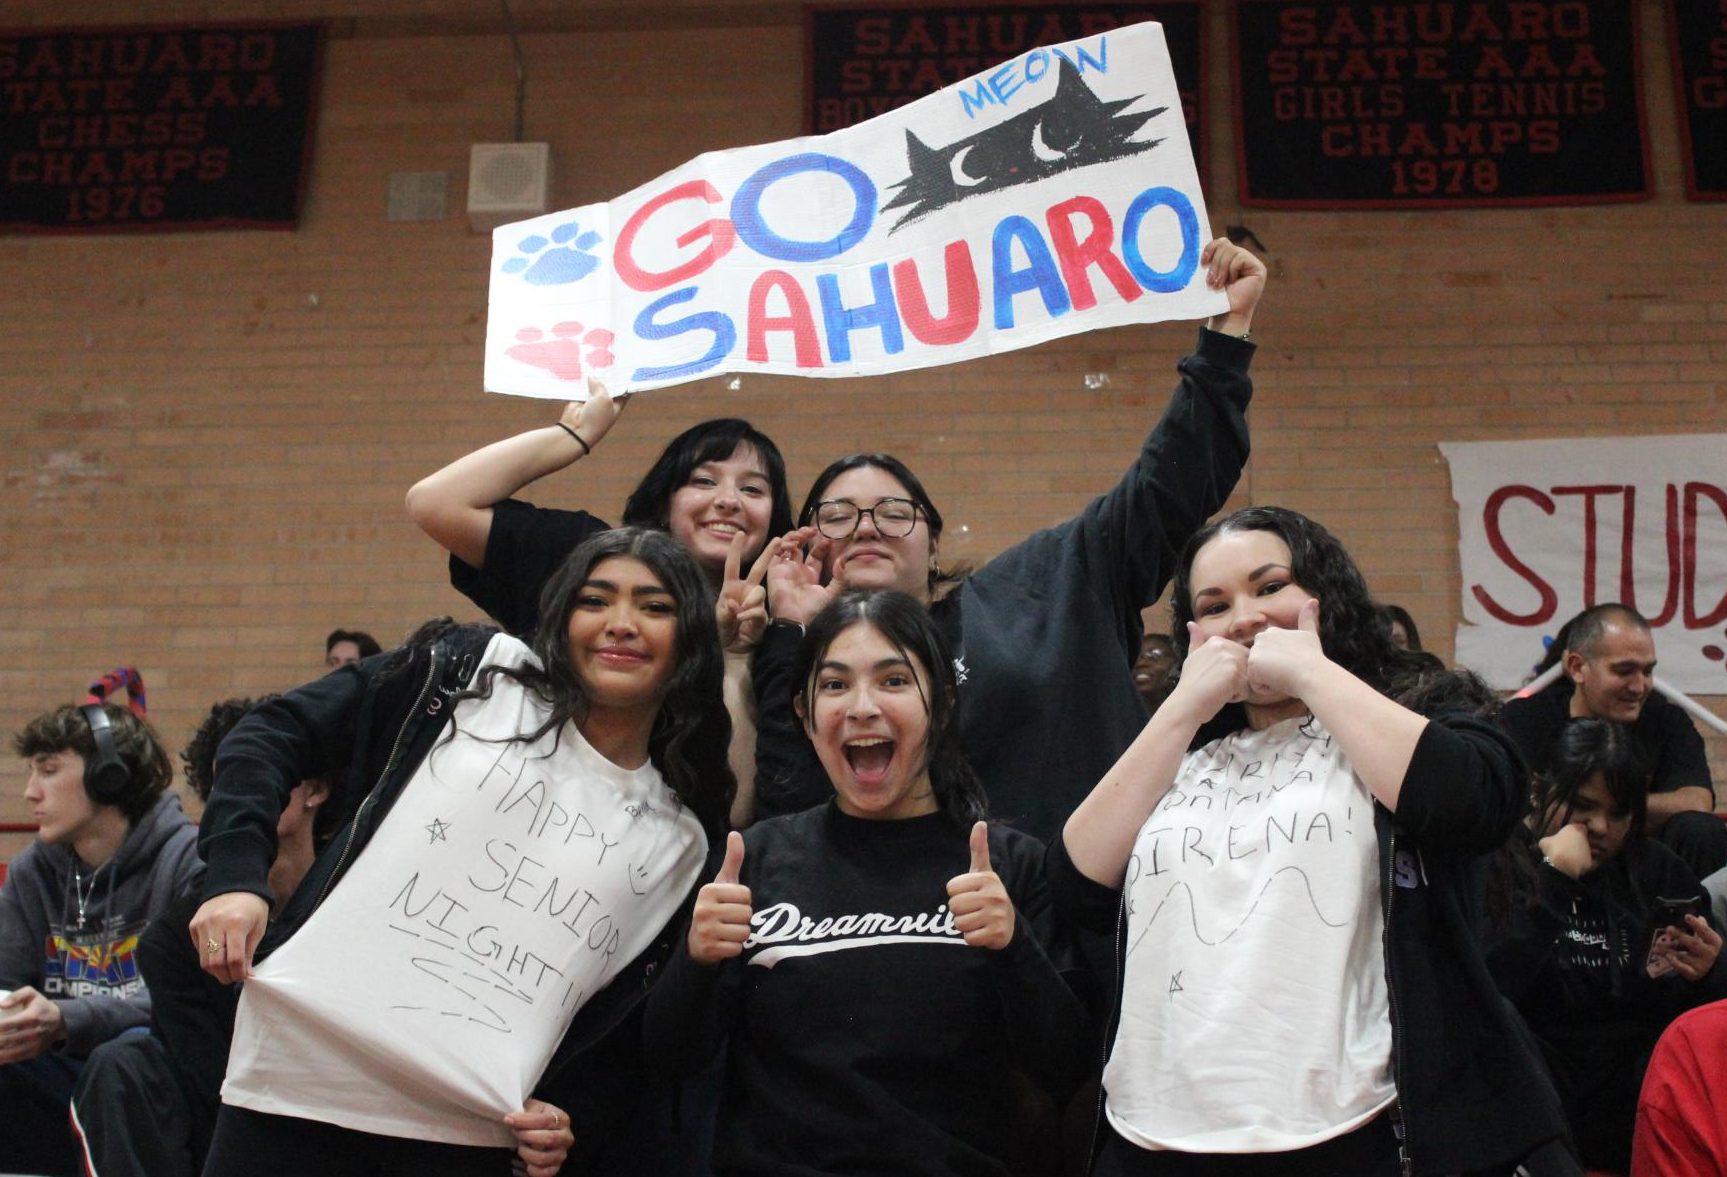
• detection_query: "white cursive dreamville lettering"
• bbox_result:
[744,900,964,968]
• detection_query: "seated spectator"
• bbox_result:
[1632,998,1727,1177]
[323,628,380,670]
[0,699,198,1176]
[1488,718,1727,1173]
[1499,603,1726,880]
[1131,631,1178,713]
[69,696,337,1177]
[1380,603,1423,651]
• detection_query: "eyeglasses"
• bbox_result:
[812,497,920,539]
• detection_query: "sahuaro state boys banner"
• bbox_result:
[0,23,324,232]
[1441,435,1727,692]
[1666,0,1727,200]
[1232,0,1650,207]
[484,21,1224,397]
[804,3,1208,188]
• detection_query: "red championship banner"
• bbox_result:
[805,3,1206,184]
[0,23,324,233]
[1231,0,1651,208]
[1667,0,1727,200]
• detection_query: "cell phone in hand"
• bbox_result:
[1645,895,1707,978]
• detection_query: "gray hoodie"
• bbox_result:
[0,792,198,1056]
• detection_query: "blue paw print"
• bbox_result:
[501,221,604,286]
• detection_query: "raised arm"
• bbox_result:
[1202,235,1265,339]
[405,379,626,570]
[978,239,1264,638]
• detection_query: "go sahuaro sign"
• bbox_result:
[0,23,323,233]
[1232,0,1650,208]
[484,21,1224,396]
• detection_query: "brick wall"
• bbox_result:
[1,0,1722,860]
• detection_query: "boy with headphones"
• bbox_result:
[1,696,198,1176]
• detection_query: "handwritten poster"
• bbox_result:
[1232,0,1650,207]
[484,21,1224,397]
[222,635,707,1145]
[1441,434,1727,691]
[0,23,323,232]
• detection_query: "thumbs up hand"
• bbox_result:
[689,831,753,966]
[946,821,1015,952]
[1244,597,1325,703]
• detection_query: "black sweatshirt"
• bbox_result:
[643,803,1089,1177]
[750,328,1255,843]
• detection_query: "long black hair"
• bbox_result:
[623,418,795,552]
[791,589,985,828]
[1488,717,1654,934]
[1531,717,1650,855]
[1380,604,1423,652]
[455,527,734,833]
[798,454,970,595]
[1170,506,1445,704]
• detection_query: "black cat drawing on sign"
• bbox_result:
[881,57,1167,233]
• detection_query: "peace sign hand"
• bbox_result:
[716,531,773,654]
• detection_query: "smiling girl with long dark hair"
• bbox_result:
[190,528,733,1176]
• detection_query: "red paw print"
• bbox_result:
[506,321,617,381]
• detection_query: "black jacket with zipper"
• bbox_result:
[199,623,727,1169]
[1047,710,1573,1177]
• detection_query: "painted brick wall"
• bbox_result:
[1,0,1722,859]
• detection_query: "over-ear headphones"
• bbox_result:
[80,703,131,805]
[80,666,147,807]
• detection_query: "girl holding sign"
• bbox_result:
[1051,507,1575,1176]
[407,399,793,638]
[749,236,1265,841]
[408,402,792,827]
[643,589,1088,1177]
[190,527,733,1177]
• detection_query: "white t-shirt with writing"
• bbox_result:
[223,634,707,1145]
[1105,715,1394,1153]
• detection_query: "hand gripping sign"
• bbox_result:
[484,21,1226,396]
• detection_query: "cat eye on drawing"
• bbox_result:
[882,57,1169,232]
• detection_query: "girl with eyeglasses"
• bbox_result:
[749,237,1267,840]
